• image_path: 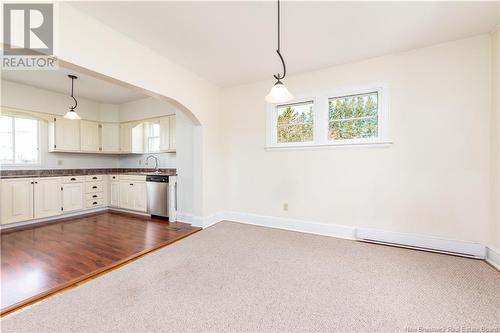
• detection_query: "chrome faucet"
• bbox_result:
[145,155,160,173]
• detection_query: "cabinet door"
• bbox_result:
[119,181,133,209]
[120,123,132,153]
[159,117,170,152]
[80,120,100,152]
[34,178,62,219]
[101,123,120,153]
[62,183,84,212]
[131,123,144,153]
[133,182,147,212]
[53,117,80,151]
[0,178,34,224]
[110,182,120,207]
[169,115,176,151]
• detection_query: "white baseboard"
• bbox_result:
[486,247,500,270]
[175,210,495,263]
[222,211,356,240]
[108,207,150,217]
[0,207,108,230]
[356,227,485,259]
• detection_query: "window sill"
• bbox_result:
[264,141,393,151]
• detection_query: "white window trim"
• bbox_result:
[265,82,393,150]
[0,115,41,167]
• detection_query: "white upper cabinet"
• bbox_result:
[49,117,80,152]
[120,122,144,154]
[34,177,62,219]
[169,115,176,151]
[80,120,100,152]
[101,123,120,153]
[1,178,34,224]
[158,115,176,152]
[120,123,132,153]
[159,116,170,152]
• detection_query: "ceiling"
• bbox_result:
[70,1,499,87]
[2,68,146,104]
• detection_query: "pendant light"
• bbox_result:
[64,75,81,120]
[265,0,293,104]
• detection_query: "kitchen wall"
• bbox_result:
[221,35,494,246]
[118,97,176,169]
[117,97,196,214]
[1,80,121,169]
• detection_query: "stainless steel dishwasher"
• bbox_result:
[146,175,169,218]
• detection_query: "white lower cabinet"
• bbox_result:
[110,180,120,207]
[1,178,34,224]
[62,182,84,213]
[1,173,148,226]
[119,177,147,212]
[34,178,63,219]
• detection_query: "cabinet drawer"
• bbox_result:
[120,175,146,181]
[85,181,103,193]
[109,174,120,181]
[86,198,104,208]
[85,175,103,182]
[62,176,85,183]
[85,192,103,200]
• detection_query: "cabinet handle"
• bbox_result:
[92,176,97,180]
[70,178,76,181]
[130,184,134,186]
[34,181,38,184]
[30,182,34,184]
[112,176,116,179]
[92,186,97,189]
[93,202,97,205]
[92,195,97,198]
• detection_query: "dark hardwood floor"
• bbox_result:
[0,212,201,315]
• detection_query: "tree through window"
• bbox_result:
[328,92,378,140]
[276,101,313,143]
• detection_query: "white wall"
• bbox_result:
[1,80,121,170]
[491,28,500,251]
[221,35,493,245]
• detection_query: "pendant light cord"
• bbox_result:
[274,0,287,81]
[69,75,78,111]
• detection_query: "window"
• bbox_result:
[276,101,314,144]
[147,122,160,152]
[266,85,389,149]
[329,92,378,141]
[0,116,39,165]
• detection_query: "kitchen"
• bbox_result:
[0,68,200,314]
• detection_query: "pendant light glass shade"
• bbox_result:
[265,80,293,104]
[64,110,81,120]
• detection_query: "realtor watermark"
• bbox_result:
[405,326,499,333]
[2,3,58,70]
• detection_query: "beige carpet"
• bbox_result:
[2,221,499,332]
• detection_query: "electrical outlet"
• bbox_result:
[139,159,142,165]
[57,160,63,166]
[283,203,288,211]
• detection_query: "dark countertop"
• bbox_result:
[0,168,177,179]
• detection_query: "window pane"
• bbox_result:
[14,118,38,163]
[148,137,160,152]
[276,101,314,143]
[328,92,378,140]
[0,116,13,163]
[149,123,160,137]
